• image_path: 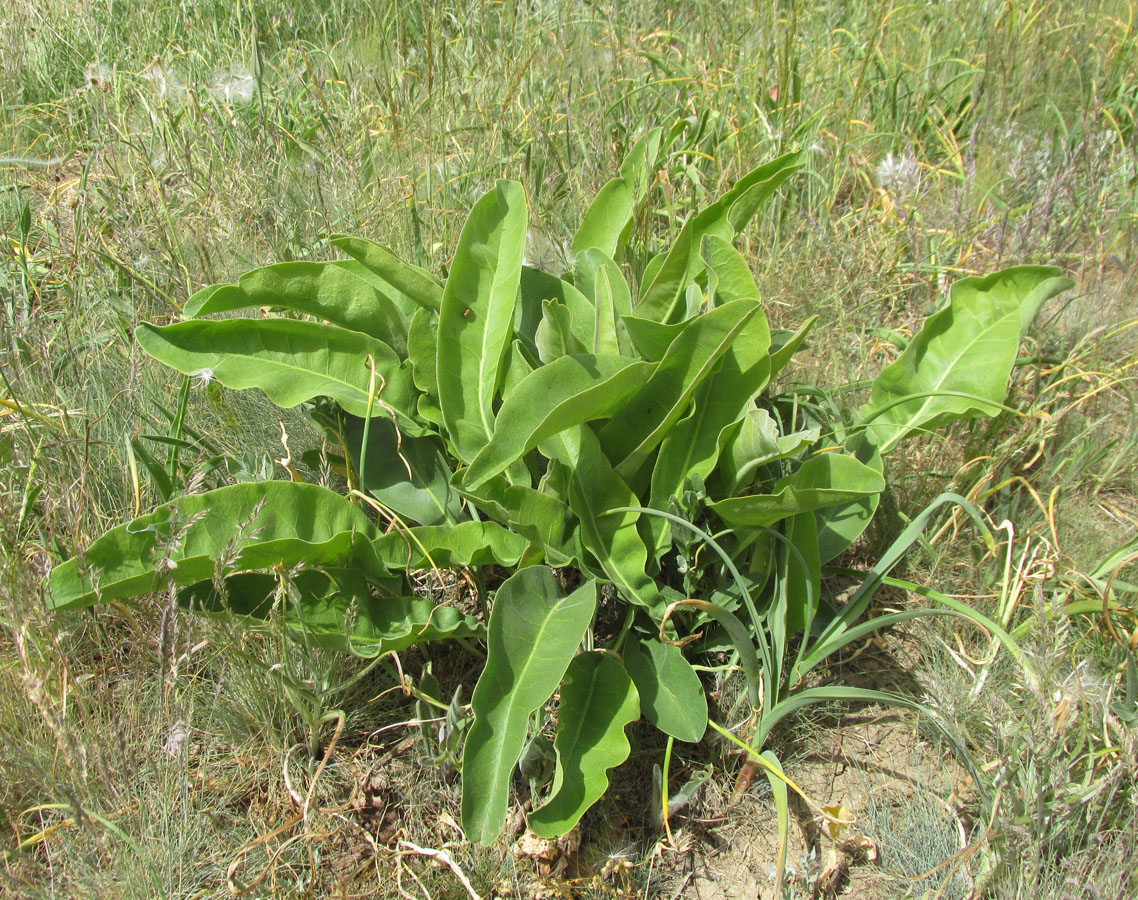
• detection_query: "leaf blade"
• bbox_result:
[528,652,640,837]
[461,568,597,844]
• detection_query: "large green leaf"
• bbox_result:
[437,180,528,462]
[343,415,464,526]
[454,472,582,567]
[49,482,383,610]
[183,260,408,352]
[527,652,640,837]
[712,408,819,496]
[535,299,588,363]
[855,266,1072,455]
[620,314,685,362]
[597,299,763,481]
[519,267,595,352]
[814,442,883,563]
[462,568,597,844]
[136,319,419,426]
[623,638,707,742]
[710,452,885,528]
[636,152,804,323]
[407,307,441,418]
[647,301,772,546]
[372,520,527,570]
[572,128,662,261]
[559,427,660,613]
[329,235,444,313]
[464,354,653,490]
[701,234,761,306]
[574,249,633,356]
[180,568,481,657]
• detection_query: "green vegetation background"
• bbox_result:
[1,1,1135,898]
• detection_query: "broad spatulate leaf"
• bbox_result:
[136,319,420,426]
[528,652,640,837]
[855,266,1072,455]
[462,568,597,844]
[49,482,383,609]
[437,180,528,462]
[183,260,409,351]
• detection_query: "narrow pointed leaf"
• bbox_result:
[437,180,528,462]
[528,652,640,837]
[462,569,597,844]
[573,249,632,355]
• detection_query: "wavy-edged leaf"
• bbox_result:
[535,299,587,363]
[856,266,1072,455]
[343,415,464,526]
[329,234,444,313]
[623,639,707,742]
[598,299,763,481]
[454,472,582,566]
[710,452,885,528]
[184,260,409,352]
[572,128,662,261]
[437,180,528,462]
[180,568,481,657]
[712,408,819,496]
[701,234,761,306]
[49,482,383,610]
[462,568,597,844]
[465,354,653,489]
[636,152,804,323]
[559,427,660,613]
[372,520,527,570]
[528,652,640,837]
[647,302,772,546]
[136,319,419,426]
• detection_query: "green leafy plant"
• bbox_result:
[48,127,1073,856]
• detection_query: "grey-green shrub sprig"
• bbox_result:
[49,127,1073,854]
